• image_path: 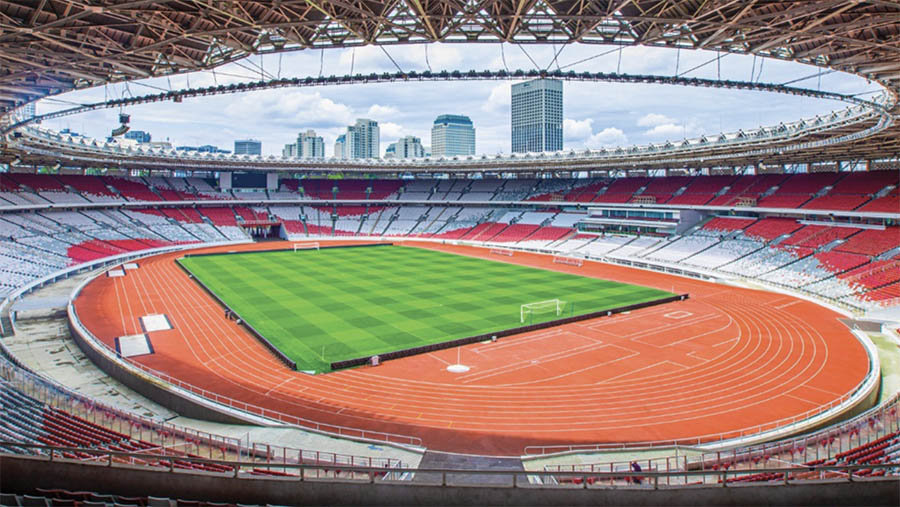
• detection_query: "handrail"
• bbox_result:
[0,343,405,469]
[2,442,898,489]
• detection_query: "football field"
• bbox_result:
[177,245,673,373]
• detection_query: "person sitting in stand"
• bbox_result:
[630,460,643,485]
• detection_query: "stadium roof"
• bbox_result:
[1,1,899,168]
[1,0,899,113]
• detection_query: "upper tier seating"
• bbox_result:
[8,174,66,191]
[636,176,694,204]
[708,174,790,206]
[757,172,843,209]
[829,170,898,195]
[595,177,651,203]
[667,175,738,206]
[803,194,869,211]
[103,177,160,201]
[56,175,121,201]
[495,179,535,201]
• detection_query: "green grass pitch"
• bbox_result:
[177,245,673,373]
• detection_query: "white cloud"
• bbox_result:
[367,104,398,118]
[482,82,510,113]
[564,118,627,148]
[563,118,594,141]
[637,113,675,127]
[224,90,354,127]
[424,44,463,68]
[379,121,405,140]
[644,123,685,137]
[587,127,628,148]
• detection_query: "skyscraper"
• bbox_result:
[284,130,325,159]
[431,115,475,157]
[388,136,425,159]
[234,139,262,156]
[510,79,563,153]
[298,129,325,159]
[344,119,380,159]
[334,134,347,159]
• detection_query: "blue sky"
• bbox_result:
[39,43,879,157]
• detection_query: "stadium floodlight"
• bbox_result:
[521,299,565,324]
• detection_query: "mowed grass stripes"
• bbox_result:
[177,246,672,373]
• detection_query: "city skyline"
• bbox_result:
[40,44,875,158]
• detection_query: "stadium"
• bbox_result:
[0,1,899,505]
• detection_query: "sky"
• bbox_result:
[38,43,881,158]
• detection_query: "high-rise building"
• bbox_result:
[344,119,380,159]
[282,143,298,158]
[298,130,325,159]
[283,130,324,159]
[390,136,425,159]
[124,130,152,143]
[431,115,475,157]
[384,143,397,159]
[334,134,347,159]
[510,79,563,153]
[234,139,262,156]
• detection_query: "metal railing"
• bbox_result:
[0,354,406,469]
[2,443,898,489]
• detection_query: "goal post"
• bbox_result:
[521,299,565,324]
[553,255,583,267]
[490,247,514,257]
[293,242,320,252]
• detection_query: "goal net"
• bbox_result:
[521,299,565,324]
[553,255,583,267]
[293,242,320,252]
[490,247,514,257]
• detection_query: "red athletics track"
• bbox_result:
[73,240,871,456]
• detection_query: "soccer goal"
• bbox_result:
[553,255,584,267]
[490,247,514,257]
[293,242,320,252]
[521,299,565,323]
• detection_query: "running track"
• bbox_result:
[73,241,870,456]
